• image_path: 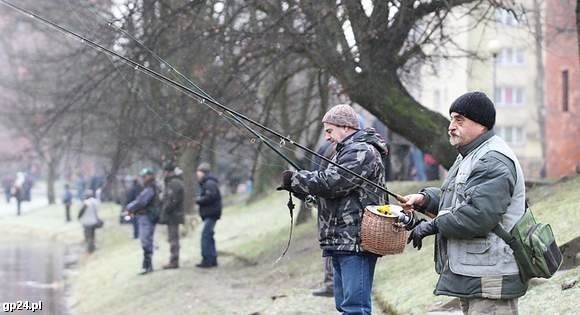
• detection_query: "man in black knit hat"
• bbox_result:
[401,91,528,314]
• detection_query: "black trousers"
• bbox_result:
[83,226,96,253]
[167,224,180,265]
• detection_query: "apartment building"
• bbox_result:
[416,2,578,179]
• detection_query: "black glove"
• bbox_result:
[276,170,295,192]
[407,220,438,250]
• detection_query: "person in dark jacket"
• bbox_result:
[195,162,222,268]
[278,104,387,315]
[62,184,73,222]
[158,163,185,269]
[125,168,159,275]
[401,92,528,314]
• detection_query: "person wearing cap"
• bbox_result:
[195,162,222,268]
[158,163,185,269]
[278,104,388,314]
[401,92,528,314]
[125,168,160,275]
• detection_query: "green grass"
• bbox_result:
[2,177,579,314]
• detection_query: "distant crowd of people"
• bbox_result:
[66,162,222,276]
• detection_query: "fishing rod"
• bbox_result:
[0,0,408,203]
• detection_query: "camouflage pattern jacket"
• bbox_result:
[290,128,388,252]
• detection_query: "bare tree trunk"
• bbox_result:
[46,156,58,205]
[180,146,197,216]
[179,145,202,235]
[104,143,127,203]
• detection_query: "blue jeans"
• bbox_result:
[131,216,139,239]
[201,218,217,264]
[138,215,156,269]
[332,254,377,315]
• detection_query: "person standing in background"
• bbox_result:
[158,164,185,269]
[195,163,222,268]
[125,168,159,275]
[78,191,100,253]
[63,184,73,222]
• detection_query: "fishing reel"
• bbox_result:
[377,204,421,230]
[395,210,419,230]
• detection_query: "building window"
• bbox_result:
[496,126,525,145]
[496,48,525,66]
[495,87,525,106]
[562,70,569,112]
[495,9,520,26]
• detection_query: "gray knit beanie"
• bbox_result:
[321,104,360,129]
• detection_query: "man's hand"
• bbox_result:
[276,170,295,192]
[407,220,438,250]
[399,193,426,211]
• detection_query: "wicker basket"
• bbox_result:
[360,205,407,256]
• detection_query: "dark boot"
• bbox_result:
[312,286,334,297]
[139,266,153,275]
[141,248,153,274]
[162,262,179,269]
[195,261,217,268]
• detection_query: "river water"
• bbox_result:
[0,240,65,314]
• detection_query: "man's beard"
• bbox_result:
[449,133,461,147]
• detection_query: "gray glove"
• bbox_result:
[407,220,438,250]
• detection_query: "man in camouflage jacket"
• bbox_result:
[402,92,528,315]
[279,104,387,315]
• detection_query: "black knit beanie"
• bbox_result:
[449,92,496,130]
